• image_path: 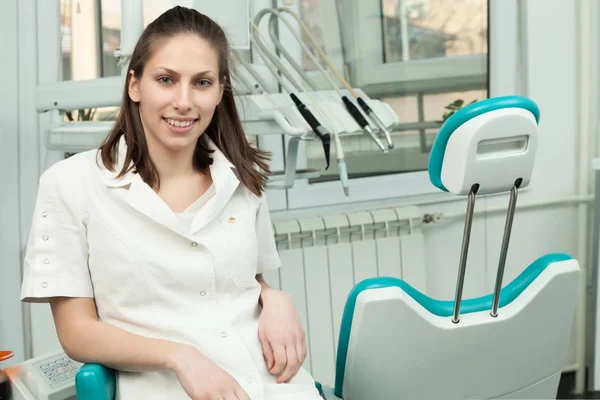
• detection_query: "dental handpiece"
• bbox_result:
[289,93,332,169]
[274,7,395,151]
[341,96,387,153]
[356,98,394,150]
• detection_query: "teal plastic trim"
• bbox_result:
[75,363,116,400]
[428,96,541,192]
[333,252,572,398]
[315,380,323,396]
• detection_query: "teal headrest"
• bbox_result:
[428,95,540,192]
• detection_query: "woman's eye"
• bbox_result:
[197,79,211,87]
[158,76,172,84]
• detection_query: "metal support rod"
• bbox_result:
[417,92,428,153]
[119,0,144,75]
[491,181,521,317]
[95,0,104,78]
[452,185,478,323]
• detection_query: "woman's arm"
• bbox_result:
[255,274,307,383]
[51,297,250,399]
[50,297,183,372]
[256,274,277,307]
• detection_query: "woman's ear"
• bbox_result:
[217,74,228,104]
[128,70,141,102]
[218,83,224,104]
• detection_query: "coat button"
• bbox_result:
[200,291,206,296]
[228,216,236,223]
[221,332,227,338]
[246,377,253,384]
[42,235,49,241]
[43,259,50,264]
[191,241,198,247]
[41,282,48,288]
[41,211,48,218]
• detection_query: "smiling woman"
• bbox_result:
[21,6,323,400]
[98,9,271,196]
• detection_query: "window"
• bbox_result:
[295,0,489,188]
[59,0,121,122]
[100,0,122,77]
[382,0,488,62]
[60,0,121,81]
[58,0,202,84]
[299,0,328,72]
[337,0,489,92]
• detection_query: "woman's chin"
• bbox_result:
[159,135,200,152]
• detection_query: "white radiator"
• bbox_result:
[262,206,426,387]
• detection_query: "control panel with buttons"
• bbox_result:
[4,349,81,400]
[33,354,78,387]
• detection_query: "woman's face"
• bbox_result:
[128,33,223,155]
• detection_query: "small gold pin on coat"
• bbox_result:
[228,216,236,223]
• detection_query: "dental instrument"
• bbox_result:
[254,8,389,153]
[278,7,395,150]
[250,21,350,196]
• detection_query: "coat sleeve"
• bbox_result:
[21,163,93,303]
[255,194,281,274]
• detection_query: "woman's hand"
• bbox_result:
[168,343,250,400]
[257,288,307,383]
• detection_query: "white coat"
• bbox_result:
[20,137,323,399]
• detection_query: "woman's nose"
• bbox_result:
[172,86,192,112]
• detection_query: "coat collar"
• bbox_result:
[97,135,235,187]
[96,136,240,237]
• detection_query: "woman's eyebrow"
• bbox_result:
[152,67,217,79]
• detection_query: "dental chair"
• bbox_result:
[75,95,580,400]
[316,95,581,400]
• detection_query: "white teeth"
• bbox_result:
[166,118,194,127]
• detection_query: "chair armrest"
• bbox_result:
[75,363,116,400]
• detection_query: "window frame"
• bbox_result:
[280,0,518,209]
[338,0,489,97]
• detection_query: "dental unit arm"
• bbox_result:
[259,8,389,153]
[248,19,348,193]
[277,7,395,150]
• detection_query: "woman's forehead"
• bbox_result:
[147,34,220,75]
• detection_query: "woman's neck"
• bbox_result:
[148,140,198,183]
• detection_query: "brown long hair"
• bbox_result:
[98,6,270,196]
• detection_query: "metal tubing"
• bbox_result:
[452,186,478,323]
[491,183,520,317]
